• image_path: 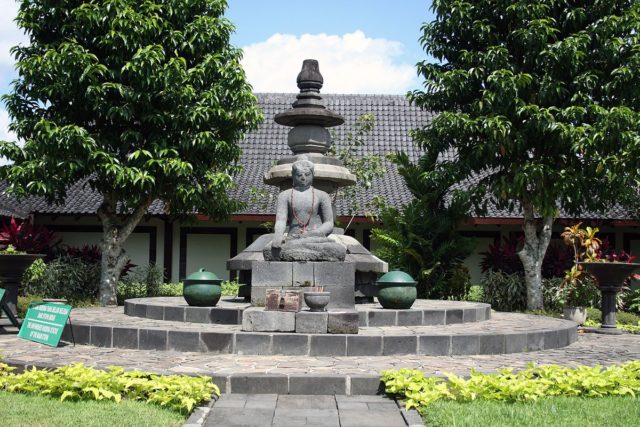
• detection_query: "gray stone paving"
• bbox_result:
[186,394,418,427]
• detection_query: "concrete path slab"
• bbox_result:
[196,394,415,427]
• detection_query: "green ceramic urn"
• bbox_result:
[183,268,222,307]
[376,271,417,309]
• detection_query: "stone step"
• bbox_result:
[124,297,492,327]
[61,306,577,357]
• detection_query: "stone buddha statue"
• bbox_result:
[263,158,347,262]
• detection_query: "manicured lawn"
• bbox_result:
[421,396,640,427]
[0,391,186,427]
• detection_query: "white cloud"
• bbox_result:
[0,0,27,68]
[241,31,418,94]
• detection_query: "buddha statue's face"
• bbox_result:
[292,161,314,190]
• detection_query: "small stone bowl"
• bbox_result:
[303,291,330,312]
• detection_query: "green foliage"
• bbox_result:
[117,281,183,303]
[371,150,475,299]
[624,287,640,313]
[422,395,640,427]
[0,363,218,414]
[481,273,595,312]
[413,0,640,310]
[464,285,484,302]
[159,283,183,297]
[329,113,386,218]
[0,0,262,304]
[16,294,44,318]
[120,263,164,299]
[382,361,640,413]
[480,271,527,312]
[221,279,239,296]
[21,256,101,304]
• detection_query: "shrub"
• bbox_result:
[480,271,527,312]
[159,283,183,296]
[21,256,101,303]
[480,236,573,279]
[16,294,45,318]
[623,287,640,314]
[0,363,217,414]
[464,285,483,302]
[119,263,164,301]
[381,362,640,412]
[221,280,239,296]
[0,217,59,255]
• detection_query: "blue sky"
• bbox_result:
[0,0,434,144]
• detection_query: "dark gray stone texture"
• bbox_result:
[295,311,328,333]
[112,327,138,349]
[242,308,296,332]
[272,334,309,356]
[310,335,347,356]
[383,336,417,355]
[236,333,272,355]
[230,375,288,394]
[347,335,382,356]
[288,375,346,395]
[418,335,451,356]
[327,311,359,334]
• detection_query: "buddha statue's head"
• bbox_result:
[292,158,314,190]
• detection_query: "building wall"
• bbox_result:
[32,214,640,288]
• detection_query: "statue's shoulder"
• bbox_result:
[314,187,331,200]
[277,188,292,201]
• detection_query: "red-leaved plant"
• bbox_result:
[0,217,59,254]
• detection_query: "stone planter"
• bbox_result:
[579,261,640,333]
[303,291,330,312]
[0,253,45,318]
[183,268,222,307]
[376,271,417,309]
[563,306,587,324]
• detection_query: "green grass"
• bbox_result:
[0,391,186,427]
[421,396,640,427]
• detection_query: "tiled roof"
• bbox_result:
[0,93,633,221]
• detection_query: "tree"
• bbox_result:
[412,0,640,309]
[371,151,476,299]
[329,113,386,222]
[0,0,262,305]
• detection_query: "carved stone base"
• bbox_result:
[251,261,355,311]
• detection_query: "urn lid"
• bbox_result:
[185,268,220,283]
[376,271,417,286]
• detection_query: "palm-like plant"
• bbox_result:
[371,151,475,299]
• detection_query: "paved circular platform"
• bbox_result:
[1,324,638,395]
[124,297,492,327]
[15,305,578,357]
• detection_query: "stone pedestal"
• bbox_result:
[242,307,296,332]
[251,261,355,310]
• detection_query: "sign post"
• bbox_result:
[18,302,72,347]
[0,287,21,327]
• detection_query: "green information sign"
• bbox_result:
[18,302,72,347]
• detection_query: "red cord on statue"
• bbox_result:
[291,188,314,232]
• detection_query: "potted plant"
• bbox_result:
[0,217,55,318]
[561,223,640,331]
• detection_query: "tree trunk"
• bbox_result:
[97,194,151,306]
[517,199,554,310]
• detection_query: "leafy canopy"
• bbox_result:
[412,0,640,218]
[1,0,262,219]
